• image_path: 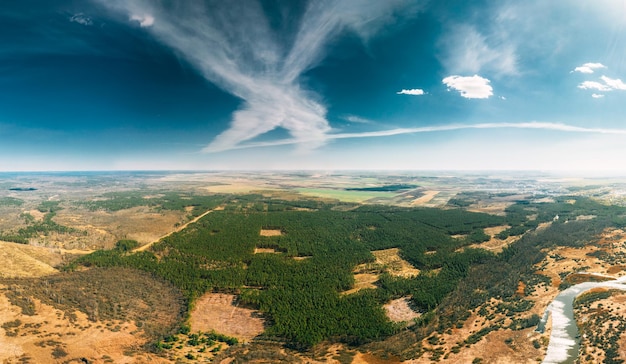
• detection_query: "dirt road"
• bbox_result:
[133,207,218,252]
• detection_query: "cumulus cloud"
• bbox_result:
[442,75,493,99]
[573,62,606,74]
[96,0,422,153]
[600,76,626,90]
[69,13,93,26]
[397,88,425,96]
[578,75,626,92]
[578,81,612,91]
[592,93,605,98]
[130,14,154,27]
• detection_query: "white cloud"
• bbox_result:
[343,115,374,124]
[592,93,605,98]
[97,1,422,153]
[130,14,154,27]
[578,75,626,92]
[69,13,93,26]
[578,81,612,91]
[396,89,425,96]
[442,75,493,99]
[573,62,606,74]
[600,76,626,90]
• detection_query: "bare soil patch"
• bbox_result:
[190,293,265,342]
[260,229,282,237]
[373,248,420,277]
[384,297,420,324]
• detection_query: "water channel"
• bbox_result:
[538,275,626,364]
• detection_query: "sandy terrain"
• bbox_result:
[190,293,265,342]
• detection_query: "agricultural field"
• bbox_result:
[3,171,626,363]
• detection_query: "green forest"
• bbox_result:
[68,193,626,350]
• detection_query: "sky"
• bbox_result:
[2,0,626,172]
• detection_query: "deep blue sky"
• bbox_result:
[2,0,626,172]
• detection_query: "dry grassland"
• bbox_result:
[373,248,420,278]
[341,274,379,296]
[467,202,514,216]
[0,241,63,278]
[0,290,169,364]
[468,225,519,253]
[55,207,186,249]
[410,191,439,206]
[343,248,419,296]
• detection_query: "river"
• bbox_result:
[539,274,626,364]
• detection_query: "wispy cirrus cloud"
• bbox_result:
[215,122,626,151]
[397,88,425,96]
[573,62,606,74]
[442,75,493,99]
[96,0,422,153]
[438,24,517,76]
[343,115,375,124]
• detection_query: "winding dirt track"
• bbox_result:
[133,207,217,252]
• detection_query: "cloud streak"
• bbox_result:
[96,0,421,153]
[220,121,626,150]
